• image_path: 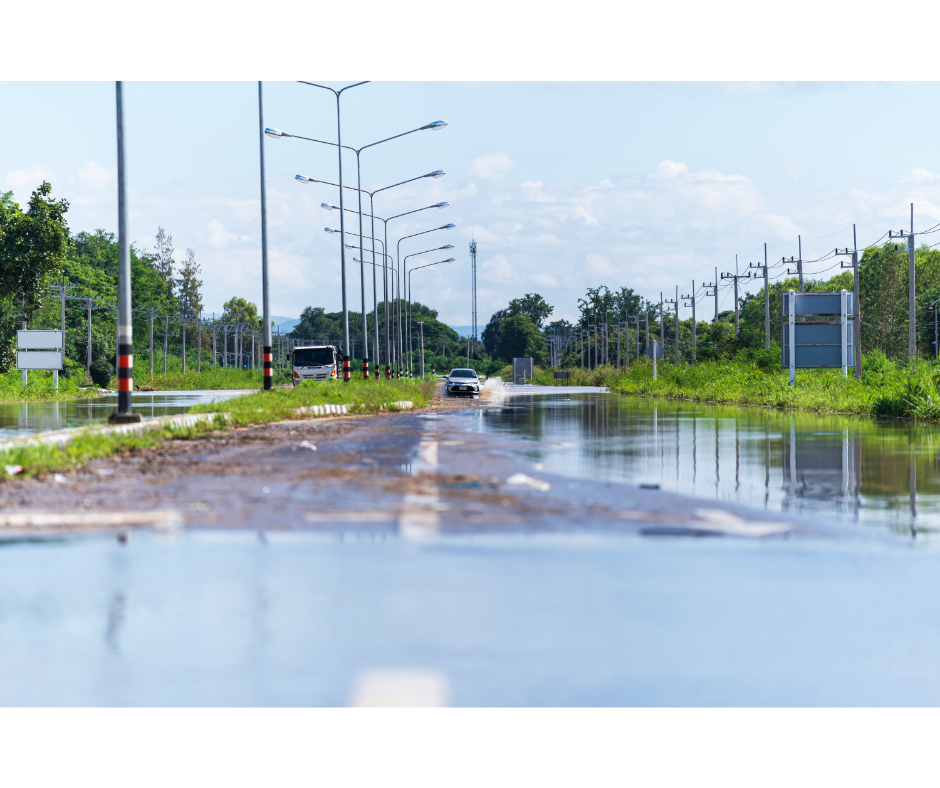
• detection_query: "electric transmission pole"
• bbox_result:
[889,204,917,364]
[664,287,679,364]
[681,281,696,362]
[835,222,863,380]
[747,244,769,349]
[721,255,751,336]
[781,236,805,300]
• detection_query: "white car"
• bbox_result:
[445,368,480,397]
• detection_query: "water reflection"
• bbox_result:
[0,391,248,439]
[480,393,940,536]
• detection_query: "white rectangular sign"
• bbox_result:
[16,350,63,370]
[16,330,63,350]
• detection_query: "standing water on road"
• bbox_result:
[5,390,940,706]
[0,390,250,439]
[479,391,940,538]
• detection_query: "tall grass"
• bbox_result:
[109,366,289,391]
[534,352,940,421]
[189,377,436,426]
[0,369,95,402]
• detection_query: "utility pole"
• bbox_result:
[889,204,917,364]
[681,281,696,362]
[781,236,804,293]
[721,258,751,336]
[418,320,425,378]
[747,247,769,349]
[931,298,940,360]
[664,289,679,364]
[835,223,863,380]
[197,314,202,373]
[659,293,664,350]
[713,267,719,323]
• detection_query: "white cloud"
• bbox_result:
[470,152,513,181]
[900,168,940,183]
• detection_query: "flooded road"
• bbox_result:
[0,390,251,439]
[3,389,940,706]
[481,391,940,538]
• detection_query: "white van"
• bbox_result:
[292,345,338,385]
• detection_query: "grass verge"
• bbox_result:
[0,378,434,480]
[109,367,292,391]
[533,354,940,421]
[0,370,99,403]
[188,377,436,425]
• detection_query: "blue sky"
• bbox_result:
[3,81,940,326]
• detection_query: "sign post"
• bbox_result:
[16,330,64,389]
[645,339,664,380]
[782,290,854,387]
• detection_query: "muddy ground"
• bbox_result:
[0,387,835,540]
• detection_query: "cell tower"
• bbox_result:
[469,238,478,351]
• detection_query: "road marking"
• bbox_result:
[0,510,181,531]
[349,669,448,707]
[399,435,441,540]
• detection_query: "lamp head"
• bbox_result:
[426,170,445,179]
[441,223,456,230]
[321,203,335,211]
[295,175,310,184]
[442,245,454,250]
[434,202,449,209]
[421,120,448,131]
[324,227,337,233]
[264,128,287,139]
[443,257,456,262]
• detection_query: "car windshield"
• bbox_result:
[293,348,334,367]
[449,369,477,378]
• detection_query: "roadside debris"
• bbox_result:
[505,473,551,492]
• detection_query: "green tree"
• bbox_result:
[496,313,544,362]
[0,183,71,370]
[154,226,176,300]
[176,249,203,319]
[507,292,553,328]
[223,296,261,328]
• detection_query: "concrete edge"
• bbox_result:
[0,412,231,453]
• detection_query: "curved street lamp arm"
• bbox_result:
[387,204,443,223]
[281,132,357,154]
[301,176,372,196]
[359,126,425,153]
[404,246,450,264]
[395,225,451,246]
[299,80,370,96]
[412,259,457,273]
[373,175,431,198]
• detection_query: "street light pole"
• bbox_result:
[298,81,369,381]
[323,201,452,377]
[111,81,140,423]
[404,245,454,374]
[407,257,457,375]
[258,82,273,390]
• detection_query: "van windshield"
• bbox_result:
[294,348,334,367]
[449,369,477,378]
